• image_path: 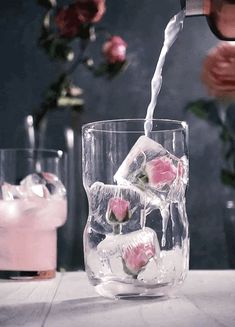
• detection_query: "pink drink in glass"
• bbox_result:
[0,197,67,279]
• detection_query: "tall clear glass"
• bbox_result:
[0,149,67,280]
[82,119,189,298]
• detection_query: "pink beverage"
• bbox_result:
[0,197,67,279]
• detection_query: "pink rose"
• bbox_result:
[55,5,81,38]
[106,197,130,223]
[145,156,177,186]
[75,0,106,24]
[102,36,127,64]
[122,243,155,276]
[202,42,235,100]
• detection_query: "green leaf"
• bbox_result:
[221,169,235,189]
[93,60,127,78]
[57,96,84,107]
[40,36,73,61]
[185,99,222,126]
[220,126,231,143]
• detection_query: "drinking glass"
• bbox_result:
[0,149,67,280]
[82,119,189,298]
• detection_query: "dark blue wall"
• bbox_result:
[0,0,230,269]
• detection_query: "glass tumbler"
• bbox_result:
[82,119,189,298]
[0,149,67,280]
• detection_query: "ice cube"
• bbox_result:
[0,183,25,200]
[20,172,66,199]
[96,227,160,279]
[114,135,188,205]
[155,246,187,284]
[137,257,159,283]
[88,182,149,234]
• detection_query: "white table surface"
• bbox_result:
[0,270,235,327]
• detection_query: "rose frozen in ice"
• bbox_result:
[122,242,156,276]
[202,42,235,100]
[106,197,130,224]
[75,0,106,24]
[55,5,81,38]
[102,36,127,64]
[137,156,177,188]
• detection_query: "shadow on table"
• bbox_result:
[49,294,170,316]
[0,295,172,326]
[0,302,50,327]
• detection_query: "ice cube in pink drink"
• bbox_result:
[0,198,67,273]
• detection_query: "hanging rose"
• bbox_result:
[102,36,127,64]
[75,0,106,24]
[106,197,131,224]
[122,243,156,276]
[55,5,81,38]
[202,42,235,100]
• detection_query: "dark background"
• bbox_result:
[0,0,231,269]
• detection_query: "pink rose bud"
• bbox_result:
[122,243,155,276]
[145,156,177,186]
[102,36,127,64]
[55,5,81,38]
[106,197,130,223]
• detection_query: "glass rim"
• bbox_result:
[82,118,188,133]
[0,148,66,157]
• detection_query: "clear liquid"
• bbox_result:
[144,10,185,136]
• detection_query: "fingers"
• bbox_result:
[201,41,235,100]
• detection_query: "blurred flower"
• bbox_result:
[202,42,235,100]
[75,0,106,24]
[145,157,177,186]
[102,36,127,64]
[122,243,155,276]
[106,197,130,223]
[36,0,127,132]
[55,5,81,38]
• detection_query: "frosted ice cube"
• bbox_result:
[88,182,149,234]
[20,172,66,199]
[0,183,25,200]
[114,135,188,204]
[155,246,186,284]
[96,227,160,279]
[137,257,159,283]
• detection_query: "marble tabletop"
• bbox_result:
[0,270,235,327]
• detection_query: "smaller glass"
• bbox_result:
[0,149,67,280]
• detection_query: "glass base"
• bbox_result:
[94,279,179,299]
[0,269,56,280]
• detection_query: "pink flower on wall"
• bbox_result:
[106,197,130,224]
[145,156,177,186]
[122,243,156,276]
[202,42,235,100]
[55,5,81,38]
[102,36,127,64]
[55,0,106,38]
[75,0,106,24]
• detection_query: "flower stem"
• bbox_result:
[113,224,122,235]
